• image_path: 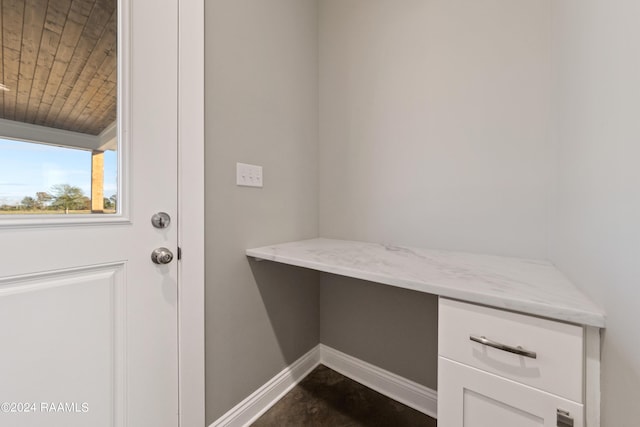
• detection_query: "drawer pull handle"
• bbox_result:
[469,335,537,359]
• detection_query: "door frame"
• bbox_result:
[177,0,205,425]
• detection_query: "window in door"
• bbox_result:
[0,0,119,217]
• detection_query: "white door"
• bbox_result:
[0,0,179,426]
[438,357,583,427]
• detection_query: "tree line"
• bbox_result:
[0,184,117,213]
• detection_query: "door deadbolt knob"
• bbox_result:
[151,247,174,265]
[151,212,171,229]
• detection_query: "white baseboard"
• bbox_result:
[319,344,438,419]
[210,346,320,427]
[210,344,438,427]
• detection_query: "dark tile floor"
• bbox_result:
[251,365,437,427]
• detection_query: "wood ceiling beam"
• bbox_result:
[0,116,111,152]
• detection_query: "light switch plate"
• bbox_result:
[236,162,263,187]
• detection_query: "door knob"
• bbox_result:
[151,247,174,265]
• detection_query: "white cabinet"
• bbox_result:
[438,298,585,427]
[439,358,583,427]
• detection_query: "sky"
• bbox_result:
[0,138,117,206]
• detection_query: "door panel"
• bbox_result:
[0,0,179,425]
[0,265,125,426]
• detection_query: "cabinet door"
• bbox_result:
[438,357,583,427]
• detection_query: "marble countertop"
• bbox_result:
[246,238,605,328]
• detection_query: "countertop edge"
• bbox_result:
[246,241,606,328]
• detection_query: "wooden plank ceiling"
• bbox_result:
[1,0,116,136]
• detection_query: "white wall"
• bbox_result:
[205,0,319,422]
[550,1,640,424]
[203,1,638,422]
[319,0,552,257]
[318,0,553,388]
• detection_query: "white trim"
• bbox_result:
[0,90,115,153]
[98,121,117,151]
[585,326,601,427]
[319,345,438,419]
[0,215,132,229]
[211,346,321,427]
[116,0,131,223]
[210,345,438,427]
[177,0,205,426]
[0,117,109,151]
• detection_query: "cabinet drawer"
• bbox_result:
[438,357,584,427]
[439,298,583,402]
